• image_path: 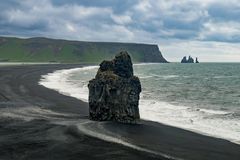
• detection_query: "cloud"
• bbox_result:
[111,14,132,25]
[0,0,240,61]
[199,21,240,42]
[134,0,152,13]
[66,23,76,32]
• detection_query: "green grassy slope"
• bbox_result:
[0,37,168,63]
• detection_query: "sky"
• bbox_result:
[0,0,240,62]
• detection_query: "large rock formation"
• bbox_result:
[195,57,199,63]
[181,56,194,63]
[88,51,141,123]
[181,56,188,63]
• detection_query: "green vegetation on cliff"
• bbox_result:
[0,37,168,63]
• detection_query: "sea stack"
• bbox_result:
[88,51,141,123]
[181,56,194,63]
[196,57,199,63]
[181,56,188,63]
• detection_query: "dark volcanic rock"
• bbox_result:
[188,56,194,63]
[196,57,199,63]
[181,55,194,63]
[88,51,141,123]
[113,52,133,78]
[181,56,188,63]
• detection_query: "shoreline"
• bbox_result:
[0,64,240,160]
[40,64,240,145]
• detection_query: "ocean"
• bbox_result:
[40,63,240,144]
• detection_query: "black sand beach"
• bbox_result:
[0,64,240,160]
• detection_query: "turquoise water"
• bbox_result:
[40,63,240,143]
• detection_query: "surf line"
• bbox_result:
[77,121,184,160]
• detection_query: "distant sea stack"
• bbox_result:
[0,36,168,63]
[88,51,141,123]
[181,56,199,63]
[196,57,199,63]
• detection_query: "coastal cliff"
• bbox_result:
[0,37,168,63]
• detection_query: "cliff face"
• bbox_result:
[0,37,168,63]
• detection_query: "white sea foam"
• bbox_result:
[39,65,240,145]
[198,108,230,115]
[139,99,240,144]
[213,76,238,79]
[138,75,153,79]
[39,66,98,102]
[151,74,179,79]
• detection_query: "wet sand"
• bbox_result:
[0,64,239,160]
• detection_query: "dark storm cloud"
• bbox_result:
[208,3,240,21]
[0,0,240,43]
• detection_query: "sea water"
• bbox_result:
[40,63,240,144]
